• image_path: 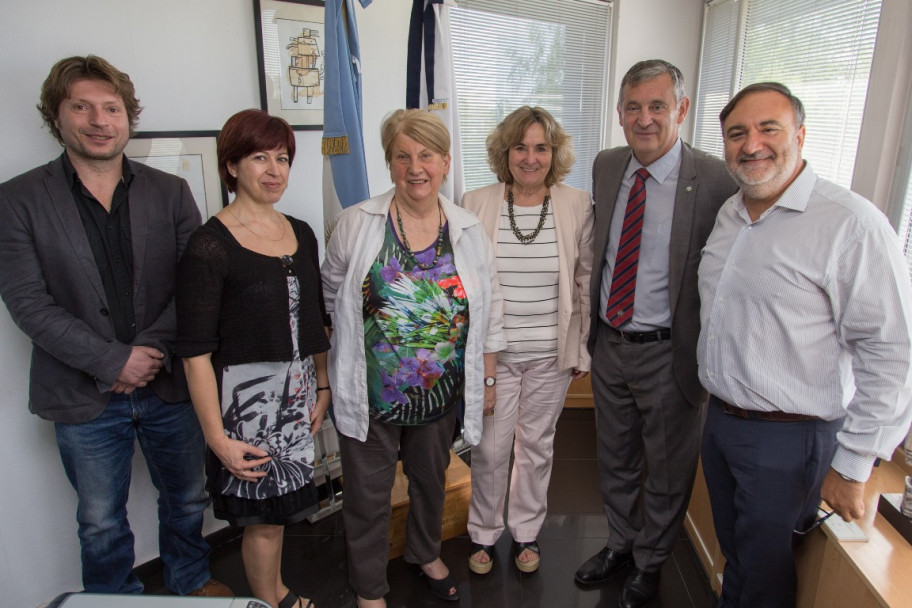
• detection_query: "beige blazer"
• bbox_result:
[462,182,593,372]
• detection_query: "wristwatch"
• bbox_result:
[484,376,496,387]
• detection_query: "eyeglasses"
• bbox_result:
[793,508,836,536]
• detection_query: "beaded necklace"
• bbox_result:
[394,198,445,270]
[507,187,551,244]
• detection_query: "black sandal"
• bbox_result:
[468,542,494,574]
[513,540,541,573]
[278,590,314,608]
[417,568,460,601]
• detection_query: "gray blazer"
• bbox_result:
[588,143,737,407]
[0,154,201,423]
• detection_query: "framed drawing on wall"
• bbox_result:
[254,0,325,130]
[125,131,227,219]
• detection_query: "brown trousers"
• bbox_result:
[339,408,457,599]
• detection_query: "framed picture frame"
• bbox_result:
[254,0,326,130]
[125,131,227,220]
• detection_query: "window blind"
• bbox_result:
[450,0,612,194]
[693,0,740,159]
[694,0,882,188]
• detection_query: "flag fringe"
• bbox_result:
[427,102,448,111]
[322,136,351,156]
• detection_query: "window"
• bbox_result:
[693,0,882,188]
[891,96,912,274]
[899,177,912,272]
[450,0,612,193]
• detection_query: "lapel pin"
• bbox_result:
[686,186,693,192]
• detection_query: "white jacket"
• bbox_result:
[321,188,506,445]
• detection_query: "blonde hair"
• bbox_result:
[486,106,574,187]
[381,109,451,166]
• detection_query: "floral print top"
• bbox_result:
[362,215,469,425]
[218,276,316,500]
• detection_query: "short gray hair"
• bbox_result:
[617,59,686,107]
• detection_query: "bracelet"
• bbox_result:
[316,386,331,392]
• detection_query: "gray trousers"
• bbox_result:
[339,407,457,599]
[592,321,704,572]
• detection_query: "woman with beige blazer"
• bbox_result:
[462,106,593,575]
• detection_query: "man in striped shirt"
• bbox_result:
[698,82,912,608]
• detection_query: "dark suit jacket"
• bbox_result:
[588,143,737,407]
[0,154,201,423]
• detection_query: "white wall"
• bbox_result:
[606,0,706,147]
[852,0,912,210]
[0,1,704,606]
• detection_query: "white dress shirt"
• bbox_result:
[698,163,912,481]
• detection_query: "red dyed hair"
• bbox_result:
[217,109,296,193]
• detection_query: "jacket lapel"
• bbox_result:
[592,149,630,270]
[550,183,574,291]
[481,184,505,256]
[127,159,150,297]
[668,143,697,318]
[44,157,107,303]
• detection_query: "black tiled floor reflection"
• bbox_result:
[141,409,715,607]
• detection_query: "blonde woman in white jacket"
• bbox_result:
[322,110,505,608]
[463,106,593,575]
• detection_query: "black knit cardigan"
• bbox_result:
[175,215,331,370]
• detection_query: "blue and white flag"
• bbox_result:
[323,0,372,227]
[406,0,464,204]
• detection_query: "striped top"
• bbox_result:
[698,163,912,482]
[496,199,559,363]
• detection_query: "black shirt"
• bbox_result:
[63,152,137,343]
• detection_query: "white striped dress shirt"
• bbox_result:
[698,163,912,481]
[497,200,559,363]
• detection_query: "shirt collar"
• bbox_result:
[732,161,815,222]
[771,161,814,212]
[626,138,682,184]
[61,151,133,189]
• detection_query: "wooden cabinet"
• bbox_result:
[685,450,912,607]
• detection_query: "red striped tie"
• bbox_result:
[605,168,650,328]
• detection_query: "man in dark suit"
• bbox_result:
[0,55,230,597]
[574,59,736,608]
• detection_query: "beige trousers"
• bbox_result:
[467,357,572,545]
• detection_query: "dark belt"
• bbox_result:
[610,327,671,344]
[718,399,820,422]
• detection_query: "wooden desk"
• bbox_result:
[564,374,594,408]
[685,451,912,607]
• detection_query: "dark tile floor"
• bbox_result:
[141,409,716,608]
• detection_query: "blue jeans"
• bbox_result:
[55,388,211,594]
